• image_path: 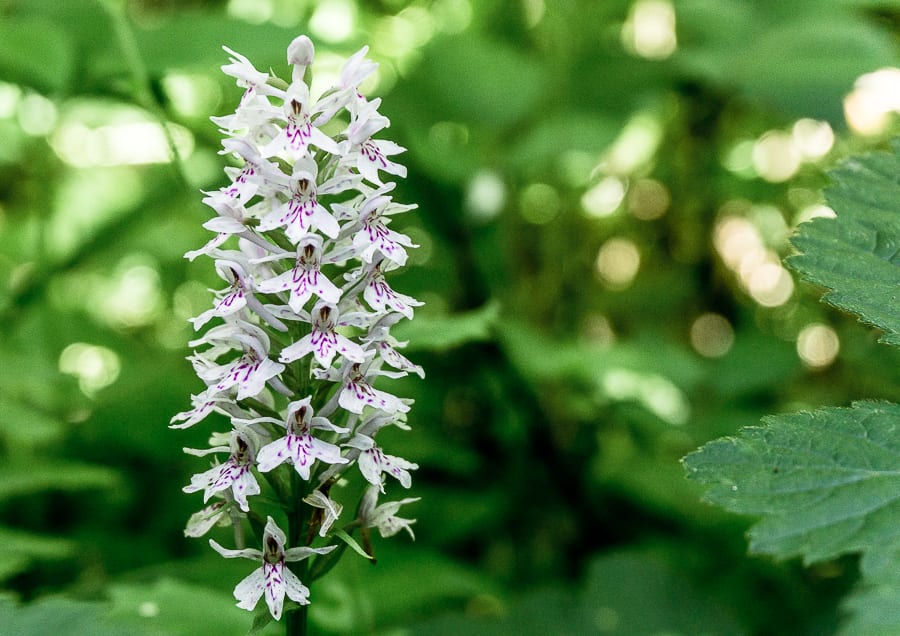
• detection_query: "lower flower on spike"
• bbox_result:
[210,516,336,620]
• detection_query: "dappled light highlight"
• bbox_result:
[714,213,793,307]
[797,323,840,368]
[581,176,626,218]
[309,0,356,43]
[622,0,677,60]
[59,343,121,396]
[595,238,640,288]
[844,67,900,135]
[690,313,734,358]
[465,170,506,222]
[627,178,669,220]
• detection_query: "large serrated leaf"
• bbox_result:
[788,142,900,346]
[840,543,900,636]
[684,401,900,565]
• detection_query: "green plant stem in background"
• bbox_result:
[98,0,190,191]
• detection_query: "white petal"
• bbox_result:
[233,567,266,612]
[283,567,310,605]
[256,438,290,472]
[264,562,287,620]
[208,538,262,560]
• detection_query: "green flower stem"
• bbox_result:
[285,469,311,636]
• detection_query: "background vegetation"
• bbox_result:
[2,0,900,633]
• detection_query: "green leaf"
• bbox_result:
[334,529,373,561]
[0,525,75,582]
[394,301,500,352]
[0,461,121,500]
[0,16,75,93]
[676,2,898,122]
[410,35,546,129]
[0,397,66,450]
[408,550,741,635]
[684,401,900,564]
[841,543,900,636]
[105,578,279,636]
[0,597,146,636]
[788,142,900,346]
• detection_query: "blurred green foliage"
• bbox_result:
[2,0,900,634]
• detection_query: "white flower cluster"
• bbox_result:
[172,35,422,620]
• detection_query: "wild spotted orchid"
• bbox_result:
[172,35,423,630]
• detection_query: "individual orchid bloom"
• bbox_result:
[185,199,281,264]
[184,497,233,538]
[215,137,282,204]
[263,82,340,159]
[258,157,340,242]
[350,186,417,266]
[358,485,419,539]
[360,259,423,319]
[170,390,242,430]
[340,97,408,186]
[189,259,252,329]
[185,198,248,262]
[256,235,341,313]
[183,430,260,512]
[190,255,287,332]
[362,315,424,378]
[347,433,418,490]
[193,324,286,400]
[209,516,336,620]
[318,361,412,415]
[315,411,399,486]
[280,301,367,368]
[221,46,284,110]
[314,46,378,126]
[355,138,408,186]
[303,489,344,537]
[344,96,390,147]
[255,397,348,480]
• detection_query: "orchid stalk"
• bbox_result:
[172,35,422,631]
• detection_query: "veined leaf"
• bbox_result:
[788,142,900,346]
[683,401,900,564]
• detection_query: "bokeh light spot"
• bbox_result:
[466,170,506,222]
[844,68,900,136]
[522,0,546,27]
[792,118,834,161]
[309,0,356,43]
[162,73,222,120]
[226,0,273,23]
[18,93,57,136]
[520,183,561,225]
[622,0,677,60]
[797,323,840,368]
[627,178,669,220]
[753,131,801,182]
[0,81,21,118]
[595,238,640,288]
[431,0,473,34]
[747,262,794,307]
[582,176,626,218]
[59,343,121,396]
[690,313,734,358]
